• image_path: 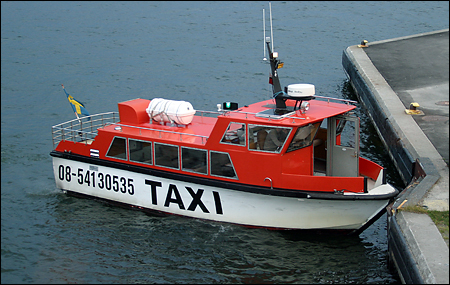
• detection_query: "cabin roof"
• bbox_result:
[106,97,356,145]
[225,98,356,126]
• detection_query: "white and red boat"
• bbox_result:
[50,8,398,234]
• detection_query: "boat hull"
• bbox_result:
[52,154,394,231]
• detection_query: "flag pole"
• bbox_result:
[74,111,81,123]
[62,83,83,124]
[62,84,83,138]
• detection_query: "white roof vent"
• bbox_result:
[286,84,315,98]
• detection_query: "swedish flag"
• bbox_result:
[61,84,90,120]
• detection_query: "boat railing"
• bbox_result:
[314,95,358,105]
[109,122,210,145]
[193,108,304,121]
[217,109,308,122]
[52,112,119,148]
[52,97,355,149]
[195,110,222,118]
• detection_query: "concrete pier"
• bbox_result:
[342,29,449,283]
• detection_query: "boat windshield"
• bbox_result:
[286,122,321,152]
[286,122,320,152]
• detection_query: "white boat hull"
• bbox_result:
[52,156,392,231]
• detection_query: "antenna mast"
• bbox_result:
[263,9,267,60]
[269,2,274,51]
[264,2,286,109]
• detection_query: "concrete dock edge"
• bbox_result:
[396,211,449,284]
[342,29,449,284]
[388,213,423,284]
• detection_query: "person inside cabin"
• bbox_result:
[264,127,289,151]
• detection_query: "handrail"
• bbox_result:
[220,109,307,122]
[52,97,353,149]
[314,95,358,104]
[52,112,119,148]
[109,122,209,145]
[51,111,210,148]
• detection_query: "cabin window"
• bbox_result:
[220,122,246,146]
[335,119,356,148]
[336,119,346,136]
[286,123,321,152]
[129,139,152,164]
[210,151,237,179]
[248,124,291,153]
[181,147,207,174]
[154,143,179,169]
[106,137,127,160]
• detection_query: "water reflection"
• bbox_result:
[43,192,401,283]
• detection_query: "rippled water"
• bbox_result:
[2,1,448,283]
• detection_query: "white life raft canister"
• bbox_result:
[146,98,196,125]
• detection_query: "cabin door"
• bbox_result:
[326,114,360,177]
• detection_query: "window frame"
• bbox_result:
[286,123,321,153]
[248,124,292,153]
[128,138,153,165]
[220,122,246,147]
[105,136,128,161]
[209,150,238,179]
[181,146,208,175]
[154,142,180,170]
